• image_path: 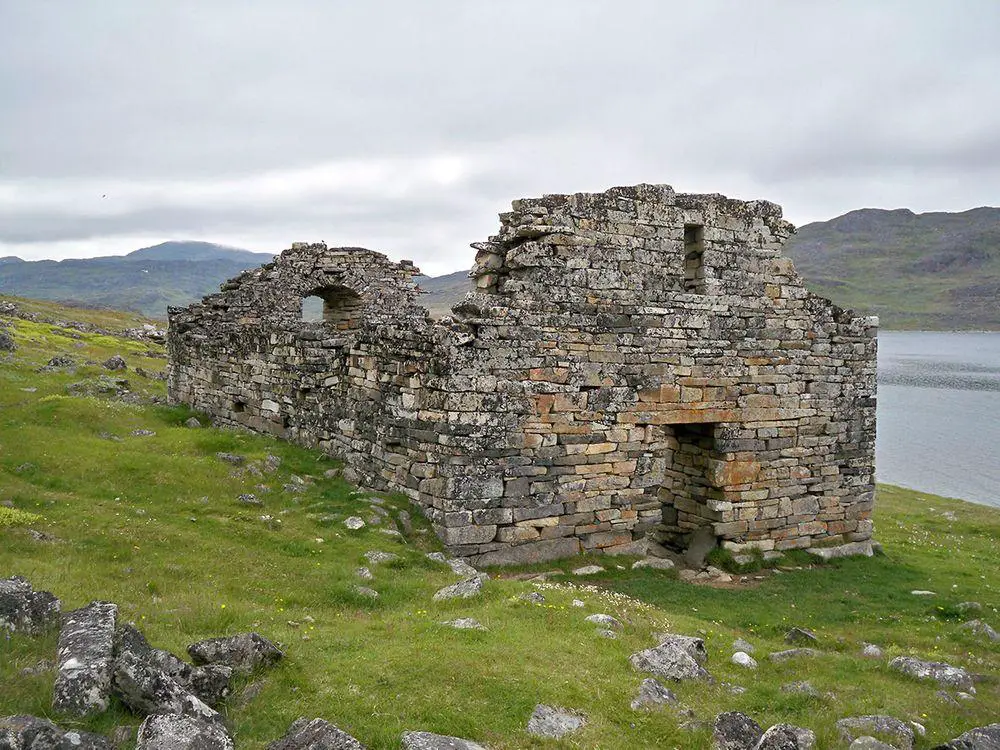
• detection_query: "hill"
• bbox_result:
[1,296,998,748]
[0,242,275,319]
[784,207,1000,330]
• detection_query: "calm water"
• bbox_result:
[877,331,1000,507]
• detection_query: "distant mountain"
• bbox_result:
[415,270,472,317]
[0,256,24,265]
[784,207,1000,330]
[0,242,275,318]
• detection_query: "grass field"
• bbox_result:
[1,296,998,749]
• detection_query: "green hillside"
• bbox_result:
[1,296,999,748]
[784,207,1000,330]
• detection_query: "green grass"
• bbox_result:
[1,297,998,749]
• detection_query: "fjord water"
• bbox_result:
[876,331,1000,507]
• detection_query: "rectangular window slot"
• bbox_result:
[233,400,246,413]
[683,224,706,294]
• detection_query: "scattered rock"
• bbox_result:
[355,567,373,581]
[630,634,710,681]
[632,557,675,570]
[525,704,586,739]
[401,731,487,750]
[784,627,818,645]
[446,558,480,578]
[103,355,128,371]
[354,586,379,599]
[19,658,55,677]
[836,716,914,750]
[433,576,484,602]
[780,681,820,698]
[440,618,485,630]
[732,651,758,669]
[960,619,1000,642]
[0,330,16,352]
[41,355,75,371]
[861,643,883,659]
[571,599,585,607]
[955,601,983,615]
[756,724,816,749]
[889,656,975,691]
[267,717,365,750]
[187,632,283,676]
[344,516,366,530]
[216,452,244,465]
[0,715,111,749]
[131,429,156,437]
[733,638,755,654]
[363,550,398,565]
[713,711,762,750]
[112,651,220,723]
[237,493,263,507]
[768,648,820,663]
[184,417,202,428]
[53,600,118,717]
[595,628,618,639]
[585,613,622,630]
[0,575,61,635]
[933,722,1000,749]
[910,590,936,596]
[136,713,234,750]
[519,591,545,604]
[572,565,604,576]
[630,677,679,711]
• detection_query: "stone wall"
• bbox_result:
[168,184,878,565]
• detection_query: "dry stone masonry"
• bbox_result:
[168,184,878,564]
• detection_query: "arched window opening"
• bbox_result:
[300,286,364,330]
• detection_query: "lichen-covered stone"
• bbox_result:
[168,184,877,564]
[933,723,1000,749]
[0,576,60,635]
[112,651,220,723]
[186,632,283,675]
[525,705,586,739]
[135,713,233,750]
[400,731,488,750]
[52,601,118,717]
[267,718,366,749]
[630,677,678,711]
[630,634,710,681]
[713,711,763,750]
[836,716,914,750]
[888,656,975,691]
[0,714,111,749]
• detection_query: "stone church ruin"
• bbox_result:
[167,184,877,565]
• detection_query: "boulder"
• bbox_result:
[933,723,1000,749]
[732,651,758,669]
[861,643,883,659]
[959,619,1000,643]
[446,559,480,578]
[0,330,15,352]
[400,731,488,749]
[525,704,586,739]
[888,656,975,691]
[0,576,61,635]
[112,651,220,724]
[630,634,709,681]
[0,715,111,749]
[713,712,763,750]
[53,601,118,717]
[585,613,623,630]
[135,713,234,750]
[784,627,818,645]
[755,724,816,749]
[432,576,484,602]
[267,718,366,749]
[836,716,914,750]
[187,632,283,675]
[630,677,679,711]
[519,592,545,604]
[103,355,128,371]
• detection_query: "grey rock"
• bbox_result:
[355,567,373,581]
[131,429,156,437]
[956,601,983,615]
[519,592,545,604]
[363,550,398,565]
[713,711,763,750]
[784,627,818,645]
[525,704,586,739]
[732,651,758,669]
[446,558,480,578]
[630,677,678,711]
[632,557,675,570]
[933,723,1000,749]
[433,576,484,601]
[0,576,61,635]
[397,510,413,534]
[861,643,883,658]
[733,638,755,654]
[889,656,975,691]
[267,717,366,749]
[960,619,1000,642]
[755,724,816,749]
[112,651,220,723]
[780,681,820,697]
[440,618,485,630]
[216,452,244,465]
[571,565,604,575]
[0,714,112,749]
[344,516,365,530]
[585,613,622,630]
[837,716,914,750]
[400,731,487,750]
[136,713,233,750]
[110,725,136,748]
[0,330,15,352]
[354,586,379,599]
[236,494,262,507]
[187,632,283,676]
[806,541,874,560]
[595,628,618,639]
[850,739,898,750]
[184,417,202,428]
[630,634,709,681]
[768,648,820,663]
[53,601,118,717]
[103,355,128,371]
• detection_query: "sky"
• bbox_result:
[1,1,998,275]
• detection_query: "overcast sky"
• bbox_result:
[2,1,998,274]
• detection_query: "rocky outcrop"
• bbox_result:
[0,576,60,635]
[187,632,283,675]
[888,656,975,691]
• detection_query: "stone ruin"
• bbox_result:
[167,183,877,565]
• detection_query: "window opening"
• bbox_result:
[683,224,706,293]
